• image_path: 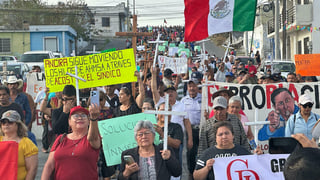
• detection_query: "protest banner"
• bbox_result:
[213,154,289,180]
[202,82,320,152]
[0,141,18,180]
[158,56,188,74]
[98,113,159,166]
[26,72,47,138]
[44,48,137,92]
[295,54,320,76]
[26,72,46,101]
[168,47,179,57]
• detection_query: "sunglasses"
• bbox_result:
[62,98,74,101]
[0,119,15,125]
[301,103,313,108]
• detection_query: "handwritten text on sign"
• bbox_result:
[158,56,188,74]
[97,113,159,166]
[44,48,137,92]
[295,54,320,76]
[214,154,289,180]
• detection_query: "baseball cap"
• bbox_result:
[299,94,314,105]
[164,84,176,92]
[212,96,228,109]
[191,71,203,80]
[188,78,200,84]
[164,69,174,77]
[1,110,21,122]
[225,72,234,77]
[70,106,89,116]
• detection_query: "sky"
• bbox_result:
[45,0,186,26]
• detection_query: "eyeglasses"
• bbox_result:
[301,103,313,108]
[71,114,88,119]
[62,98,74,101]
[0,119,15,125]
[142,107,153,110]
[137,131,152,137]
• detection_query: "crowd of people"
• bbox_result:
[0,25,319,180]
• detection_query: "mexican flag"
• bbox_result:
[184,0,257,42]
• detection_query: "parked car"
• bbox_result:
[260,60,295,78]
[0,55,18,62]
[19,51,54,70]
[0,61,30,82]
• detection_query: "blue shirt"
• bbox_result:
[258,124,285,141]
[11,93,31,126]
[285,111,320,139]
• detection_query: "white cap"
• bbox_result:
[212,96,228,109]
[299,94,314,105]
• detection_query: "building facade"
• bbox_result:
[89,3,128,38]
[0,30,30,57]
[29,25,77,57]
[265,0,318,60]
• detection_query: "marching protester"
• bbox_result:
[285,94,320,139]
[118,120,181,180]
[0,110,38,180]
[198,96,249,157]
[180,78,202,178]
[194,121,262,180]
[227,96,254,142]
[41,105,101,179]
[154,102,183,164]
[51,85,77,135]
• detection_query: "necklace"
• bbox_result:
[71,136,84,156]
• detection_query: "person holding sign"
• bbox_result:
[193,121,262,180]
[198,96,249,157]
[154,102,183,162]
[118,120,181,180]
[41,105,101,180]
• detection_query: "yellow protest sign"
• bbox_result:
[295,54,320,76]
[44,48,137,92]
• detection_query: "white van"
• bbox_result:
[19,51,54,70]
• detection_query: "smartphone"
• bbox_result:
[124,155,135,165]
[90,90,99,106]
[269,137,301,154]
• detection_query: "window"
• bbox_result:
[297,41,302,54]
[304,0,309,4]
[0,38,10,53]
[102,17,110,27]
[304,37,309,54]
[44,37,58,52]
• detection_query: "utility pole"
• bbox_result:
[275,0,281,60]
[282,0,287,60]
[127,0,129,31]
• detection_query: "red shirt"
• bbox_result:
[51,134,100,180]
[245,65,257,77]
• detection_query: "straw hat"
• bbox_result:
[3,76,23,89]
